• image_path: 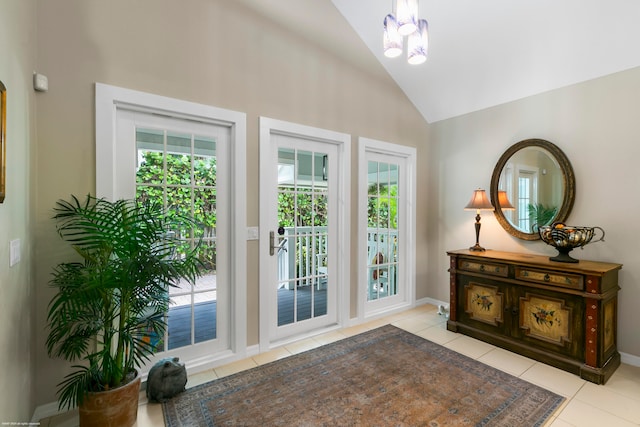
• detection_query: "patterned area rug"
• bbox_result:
[163,325,564,426]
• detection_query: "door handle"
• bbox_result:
[269,231,287,256]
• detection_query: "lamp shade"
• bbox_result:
[394,0,418,36]
[383,14,403,58]
[407,19,428,65]
[497,190,515,210]
[464,189,494,211]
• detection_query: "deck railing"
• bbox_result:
[277,227,398,294]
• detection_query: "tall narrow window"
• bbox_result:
[367,161,399,301]
[517,170,537,233]
[359,138,415,319]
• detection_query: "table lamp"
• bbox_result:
[497,190,515,210]
[464,189,494,251]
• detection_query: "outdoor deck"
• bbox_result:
[166,286,329,349]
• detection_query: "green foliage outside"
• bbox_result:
[277,191,328,227]
[368,184,398,229]
[276,184,398,230]
[136,151,216,271]
[134,152,399,276]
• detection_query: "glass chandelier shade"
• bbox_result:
[383,0,429,65]
[394,0,419,36]
[407,19,428,65]
[383,14,403,58]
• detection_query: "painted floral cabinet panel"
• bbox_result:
[447,249,621,385]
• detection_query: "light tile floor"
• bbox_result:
[41,304,640,427]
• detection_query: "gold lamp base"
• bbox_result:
[469,243,486,252]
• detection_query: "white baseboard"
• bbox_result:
[620,351,640,368]
[417,297,448,310]
[31,400,62,423]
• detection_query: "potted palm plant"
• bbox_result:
[46,195,203,426]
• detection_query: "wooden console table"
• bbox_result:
[447,249,622,384]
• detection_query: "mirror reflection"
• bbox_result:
[490,139,575,241]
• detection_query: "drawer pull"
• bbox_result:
[479,264,485,272]
[544,274,550,282]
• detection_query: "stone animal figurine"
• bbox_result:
[146,357,188,403]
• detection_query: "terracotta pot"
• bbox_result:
[79,373,141,427]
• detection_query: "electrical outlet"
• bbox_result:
[10,239,21,267]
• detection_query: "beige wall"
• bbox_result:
[29,0,640,412]
[0,0,36,421]
[33,0,430,407]
[428,66,640,359]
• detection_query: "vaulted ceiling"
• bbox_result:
[237,0,640,123]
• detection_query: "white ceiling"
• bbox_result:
[238,0,640,123]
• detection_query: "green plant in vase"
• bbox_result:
[46,194,203,423]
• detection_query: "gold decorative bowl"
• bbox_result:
[538,224,605,263]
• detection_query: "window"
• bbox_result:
[358,137,415,319]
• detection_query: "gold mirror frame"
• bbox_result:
[0,80,5,203]
[490,139,575,240]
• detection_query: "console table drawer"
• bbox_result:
[515,267,583,290]
[458,259,509,277]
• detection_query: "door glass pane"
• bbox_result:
[194,290,217,343]
[277,147,329,327]
[135,127,218,351]
[278,280,295,326]
[367,160,399,301]
[136,128,165,185]
[296,150,313,183]
[313,193,328,227]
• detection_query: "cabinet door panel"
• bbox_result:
[457,276,507,335]
[515,287,584,359]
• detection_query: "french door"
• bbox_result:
[115,110,231,363]
[259,118,350,349]
[96,83,247,374]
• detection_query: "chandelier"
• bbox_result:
[383,0,429,65]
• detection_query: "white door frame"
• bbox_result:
[358,137,416,320]
[95,83,247,371]
[259,117,351,351]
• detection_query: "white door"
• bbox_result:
[96,83,247,373]
[113,109,231,363]
[259,118,350,349]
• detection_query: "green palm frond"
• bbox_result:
[47,194,204,410]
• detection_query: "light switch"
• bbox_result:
[247,227,259,240]
[10,239,21,267]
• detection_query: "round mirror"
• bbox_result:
[490,139,575,240]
